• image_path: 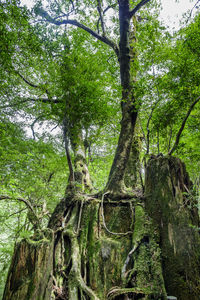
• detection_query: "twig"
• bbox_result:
[187,0,200,22]
[16,71,40,89]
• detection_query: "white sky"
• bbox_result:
[159,0,196,30]
[21,0,197,31]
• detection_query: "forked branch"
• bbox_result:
[0,195,39,221]
[36,8,119,57]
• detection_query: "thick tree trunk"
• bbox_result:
[3,229,54,300]
[145,156,200,299]
[3,157,200,300]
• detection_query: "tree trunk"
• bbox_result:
[124,122,142,189]
[3,156,200,300]
[3,229,54,300]
[105,0,138,196]
[145,155,200,299]
[63,116,92,192]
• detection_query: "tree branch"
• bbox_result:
[129,0,151,18]
[16,72,40,89]
[0,208,27,219]
[0,97,61,110]
[37,8,119,57]
[16,72,54,101]
[168,96,200,155]
[27,97,61,103]
[97,0,106,36]
[0,195,37,216]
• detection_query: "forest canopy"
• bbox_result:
[0,0,200,299]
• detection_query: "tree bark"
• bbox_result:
[3,156,200,300]
[105,1,138,195]
[63,116,92,192]
[145,156,200,299]
[3,229,54,300]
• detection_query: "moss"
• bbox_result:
[145,156,200,299]
[3,232,54,300]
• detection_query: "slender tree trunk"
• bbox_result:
[106,1,138,195]
[63,116,92,192]
[124,123,141,189]
[70,124,93,192]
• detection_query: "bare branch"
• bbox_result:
[16,72,54,102]
[187,0,200,22]
[168,96,200,155]
[0,208,27,219]
[129,0,151,18]
[0,195,37,217]
[31,115,45,140]
[103,4,117,14]
[27,97,61,104]
[97,0,106,36]
[37,8,119,57]
[16,72,40,89]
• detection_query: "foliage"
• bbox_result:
[137,12,200,182]
[0,0,200,297]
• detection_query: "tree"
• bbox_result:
[1,0,200,299]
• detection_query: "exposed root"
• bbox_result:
[74,200,84,235]
[101,192,133,236]
[121,242,142,279]
[64,228,100,300]
[107,286,146,299]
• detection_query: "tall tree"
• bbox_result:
[1,1,200,300]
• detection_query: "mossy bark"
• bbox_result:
[124,122,142,189]
[3,156,200,300]
[145,156,200,299]
[3,229,54,300]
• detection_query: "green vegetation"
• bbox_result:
[0,0,200,299]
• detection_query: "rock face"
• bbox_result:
[145,156,200,300]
